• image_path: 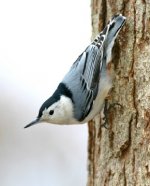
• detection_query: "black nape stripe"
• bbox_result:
[38,83,73,118]
[56,83,73,102]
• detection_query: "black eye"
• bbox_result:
[49,110,54,115]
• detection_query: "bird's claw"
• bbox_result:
[101,99,123,129]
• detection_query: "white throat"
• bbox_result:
[44,95,77,124]
[58,95,74,123]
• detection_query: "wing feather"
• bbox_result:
[62,14,126,121]
[62,34,106,121]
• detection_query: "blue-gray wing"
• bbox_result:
[62,41,104,121]
[62,14,126,121]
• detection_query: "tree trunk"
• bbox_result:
[87,0,150,185]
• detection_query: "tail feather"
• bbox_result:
[104,14,126,64]
[92,14,126,51]
[106,14,126,45]
[92,14,126,64]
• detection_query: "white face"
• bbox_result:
[40,96,75,124]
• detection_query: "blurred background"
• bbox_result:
[0,0,91,186]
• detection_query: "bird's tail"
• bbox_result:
[104,14,126,47]
[92,14,126,64]
[104,14,126,64]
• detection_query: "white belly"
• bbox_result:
[82,74,112,123]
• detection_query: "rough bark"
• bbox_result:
[88,0,150,185]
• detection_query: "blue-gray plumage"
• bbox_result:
[25,14,126,128]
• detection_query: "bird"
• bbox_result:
[25,14,126,128]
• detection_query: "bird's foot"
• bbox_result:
[101,99,123,129]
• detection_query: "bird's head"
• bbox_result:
[24,95,74,128]
[24,83,75,128]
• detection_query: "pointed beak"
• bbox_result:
[24,118,40,128]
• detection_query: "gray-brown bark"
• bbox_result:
[88,0,150,185]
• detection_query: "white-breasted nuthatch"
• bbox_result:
[25,14,126,128]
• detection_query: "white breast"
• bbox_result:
[82,72,112,123]
[54,95,79,124]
